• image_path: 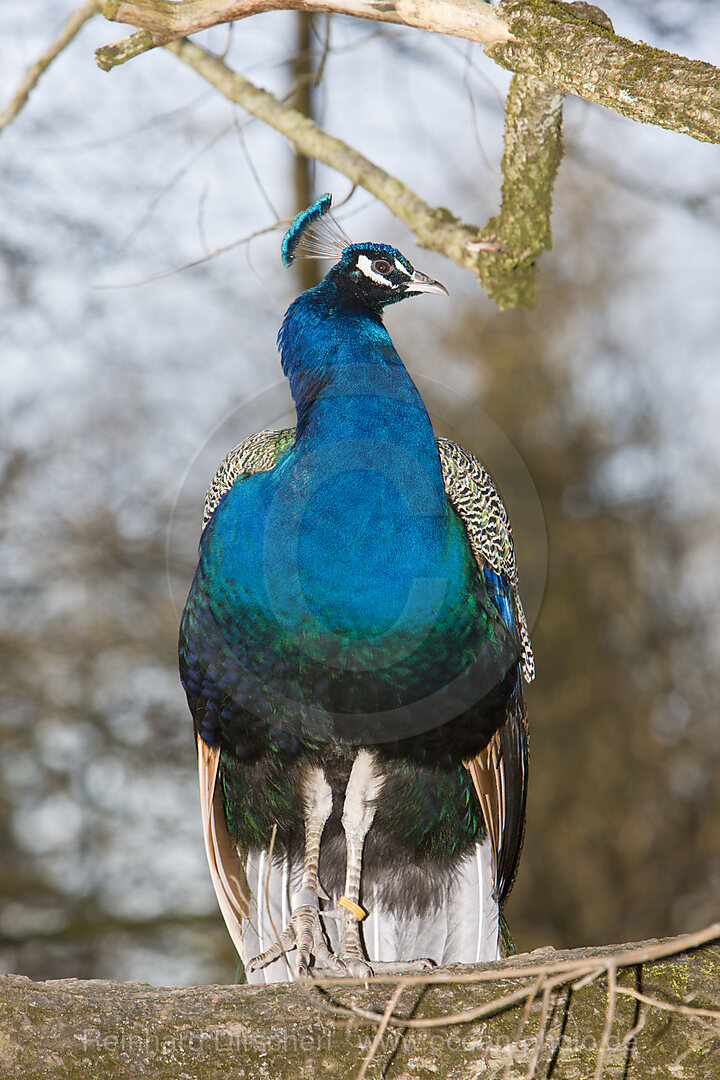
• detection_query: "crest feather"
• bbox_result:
[281,193,351,267]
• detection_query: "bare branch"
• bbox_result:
[163,38,565,307]
[97,0,720,146]
[0,0,102,133]
[99,0,509,53]
[161,39,485,272]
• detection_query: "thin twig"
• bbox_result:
[573,968,603,991]
[615,986,720,1022]
[340,978,570,1030]
[118,120,233,255]
[593,964,617,1080]
[355,983,405,1080]
[313,14,333,87]
[92,222,281,288]
[622,1005,647,1046]
[312,923,720,987]
[524,981,553,1079]
[233,114,280,219]
[301,922,720,1048]
[0,0,101,133]
[197,183,212,258]
[503,973,543,1080]
[264,823,280,947]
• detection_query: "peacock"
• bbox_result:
[179,195,534,983]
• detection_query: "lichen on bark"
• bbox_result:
[487,0,720,144]
[475,73,564,309]
[2,934,720,1078]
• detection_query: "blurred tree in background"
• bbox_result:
[0,0,719,984]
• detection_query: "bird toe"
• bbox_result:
[337,955,374,978]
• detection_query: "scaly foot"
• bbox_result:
[246,891,344,977]
[328,952,434,978]
[248,893,436,978]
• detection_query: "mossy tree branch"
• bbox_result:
[472,73,564,309]
[3,930,720,1078]
[97,0,720,147]
[163,38,562,308]
[89,0,719,308]
[487,0,720,145]
[4,0,717,307]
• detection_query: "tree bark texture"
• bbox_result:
[3,935,720,1079]
[3,1,717,308]
[488,0,720,145]
[474,73,564,309]
[88,0,720,308]
[98,0,720,146]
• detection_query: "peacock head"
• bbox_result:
[281,194,447,310]
[322,242,447,309]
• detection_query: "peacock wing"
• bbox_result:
[463,694,528,908]
[438,437,531,907]
[197,737,251,961]
[202,427,296,529]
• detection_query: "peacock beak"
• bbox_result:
[405,270,449,296]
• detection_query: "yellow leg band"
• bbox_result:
[337,896,366,921]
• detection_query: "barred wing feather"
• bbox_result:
[437,437,531,909]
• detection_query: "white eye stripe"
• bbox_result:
[394,258,411,276]
[356,253,392,286]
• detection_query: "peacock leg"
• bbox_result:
[334,750,433,977]
[247,765,341,977]
[332,749,382,976]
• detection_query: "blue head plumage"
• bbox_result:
[282,193,345,266]
[281,194,448,311]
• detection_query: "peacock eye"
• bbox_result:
[372,258,392,275]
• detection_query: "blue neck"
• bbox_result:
[200,285,475,646]
[271,287,465,637]
[278,288,439,470]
